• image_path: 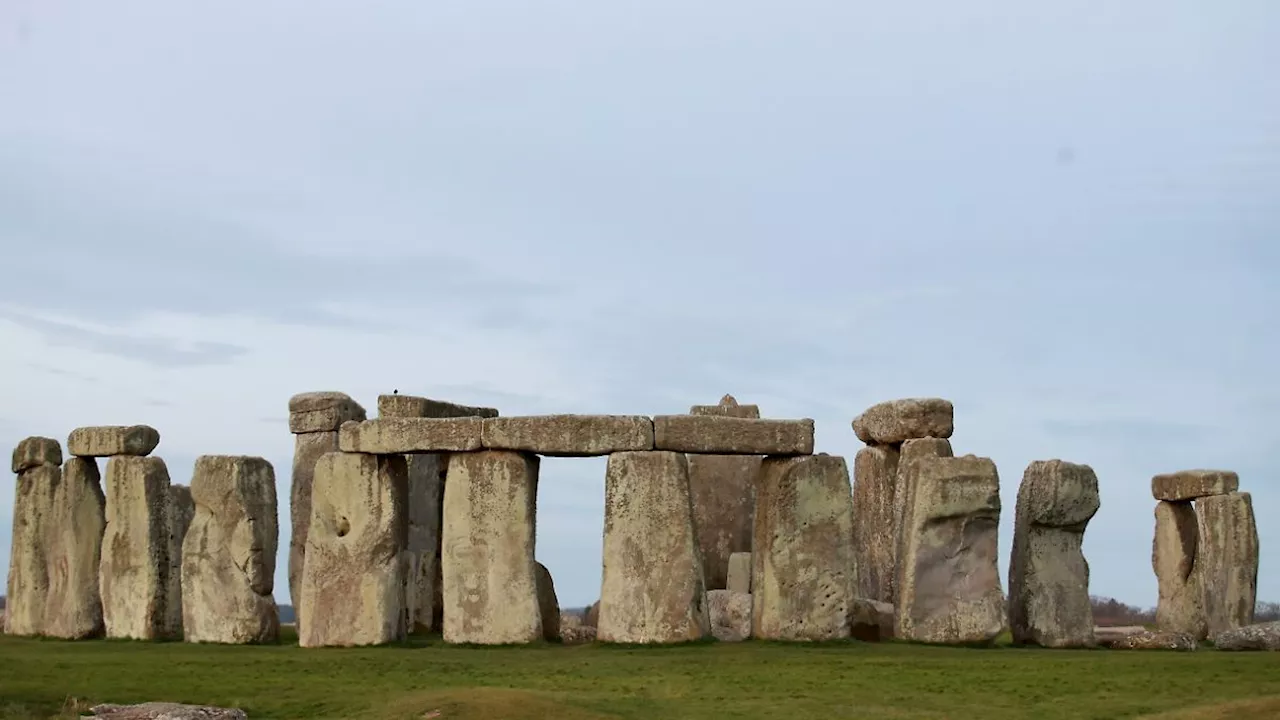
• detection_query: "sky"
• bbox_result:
[1,1,1277,611]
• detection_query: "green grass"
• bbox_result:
[2,629,1279,720]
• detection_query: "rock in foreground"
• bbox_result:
[85,703,247,719]
[1213,621,1280,651]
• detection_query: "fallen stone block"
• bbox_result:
[287,430,338,632]
[84,703,248,719]
[377,393,498,419]
[853,444,901,604]
[182,456,280,644]
[299,452,408,647]
[482,415,654,456]
[851,598,895,642]
[1196,491,1259,639]
[4,462,58,635]
[1097,629,1198,651]
[535,562,560,642]
[852,398,954,445]
[653,415,814,455]
[726,552,752,594]
[688,454,760,590]
[599,451,710,644]
[11,436,61,473]
[441,451,542,644]
[1008,460,1100,648]
[1213,621,1280,651]
[338,417,484,453]
[1153,500,1207,639]
[561,623,597,645]
[1152,469,1239,502]
[100,456,177,640]
[288,391,366,434]
[708,589,752,642]
[68,426,160,458]
[752,454,856,641]
[43,457,106,639]
[897,454,1005,645]
[690,394,761,419]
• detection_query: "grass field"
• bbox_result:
[2,629,1279,720]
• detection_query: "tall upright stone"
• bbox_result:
[599,451,709,644]
[852,444,900,604]
[892,438,954,609]
[376,393,498,635]
[752,454,856,641]
[287,391,365,632]
[1196,492,1259,639]
[686,395,761,590]
[182,456,280,644]
[5,437,62,636]
[299,452,407,647]
[44,457,107,639]
[100,456,177,640]
[441,451,541,645]
[897,454,1004,644]
[1008,460,1100,648]
[1153,500,1207,639]
[165,484,194,638]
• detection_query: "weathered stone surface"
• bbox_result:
[654,416,814,455]
[68,426,160,458]
[687,454,759,590]
[299,452,407,647]
[560,622,597,645]
[1196,492,1259,639]
[891,438,954,609]
[690,394,761,419]
[708,589,752,642]
[1213,621,1280,651]
[288,431,338,632]
[752,454,856,641]
[599,451,709,644]
[166,485,194,638]
[182,456,279,644]
[1009,460,1100,648]
[403,454,444,634]
[5,464,58,636]
[851,598,895,642]
[12,436,61,473]
[100,456,176,640]
[44,457,106,639]
[584,600,599,628]
[1093,625,1147,644]
[377,393,498,419]
[1153,501,1207,639]
[1152,470,1238,502]
[852,398,954,445]
[852,445,901,604]
[441,451,541,644]
[726,552,752,594]
[1096,628,1198,651]
[481,415,653,456]
[287,392,366,434]
[85,703,248,719]
[897,454,1004,645]
[535,562,560,642]
[338,417,483,454]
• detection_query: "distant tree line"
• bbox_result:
[1090,595,1280,626]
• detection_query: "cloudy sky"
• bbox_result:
[1,1,1276,610]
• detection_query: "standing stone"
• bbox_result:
[726,552,752,594]
[5,451,59,636]
[287,391,365,633]
[11,436,62,473]
[182,456,279,644]
[165,485,194,638]
[441,451,541,645]
[1008,460,1100,648]
[100,456,176,640]
[892,438,954,609]
[43,457,106,639]
[708,589,752,642]
[752,454,856,641]
[1196,492,1259,639]
[852,445,901,604]
[1153,501,1207,639]
[299,452,407,647]
[599,451,710,644]
[896,454,1004,645]
[535,562,560,642]
[686,395,762,591]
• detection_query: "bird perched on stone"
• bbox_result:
[393,389,399,394]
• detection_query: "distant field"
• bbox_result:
[2,629,1279,720]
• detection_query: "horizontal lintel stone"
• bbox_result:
[67,425,160,458]
[338,418,483,454]
[377,394,499,419]
[481,415,654,457]
[1151,469,1239,502]
[653,415,814,455]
